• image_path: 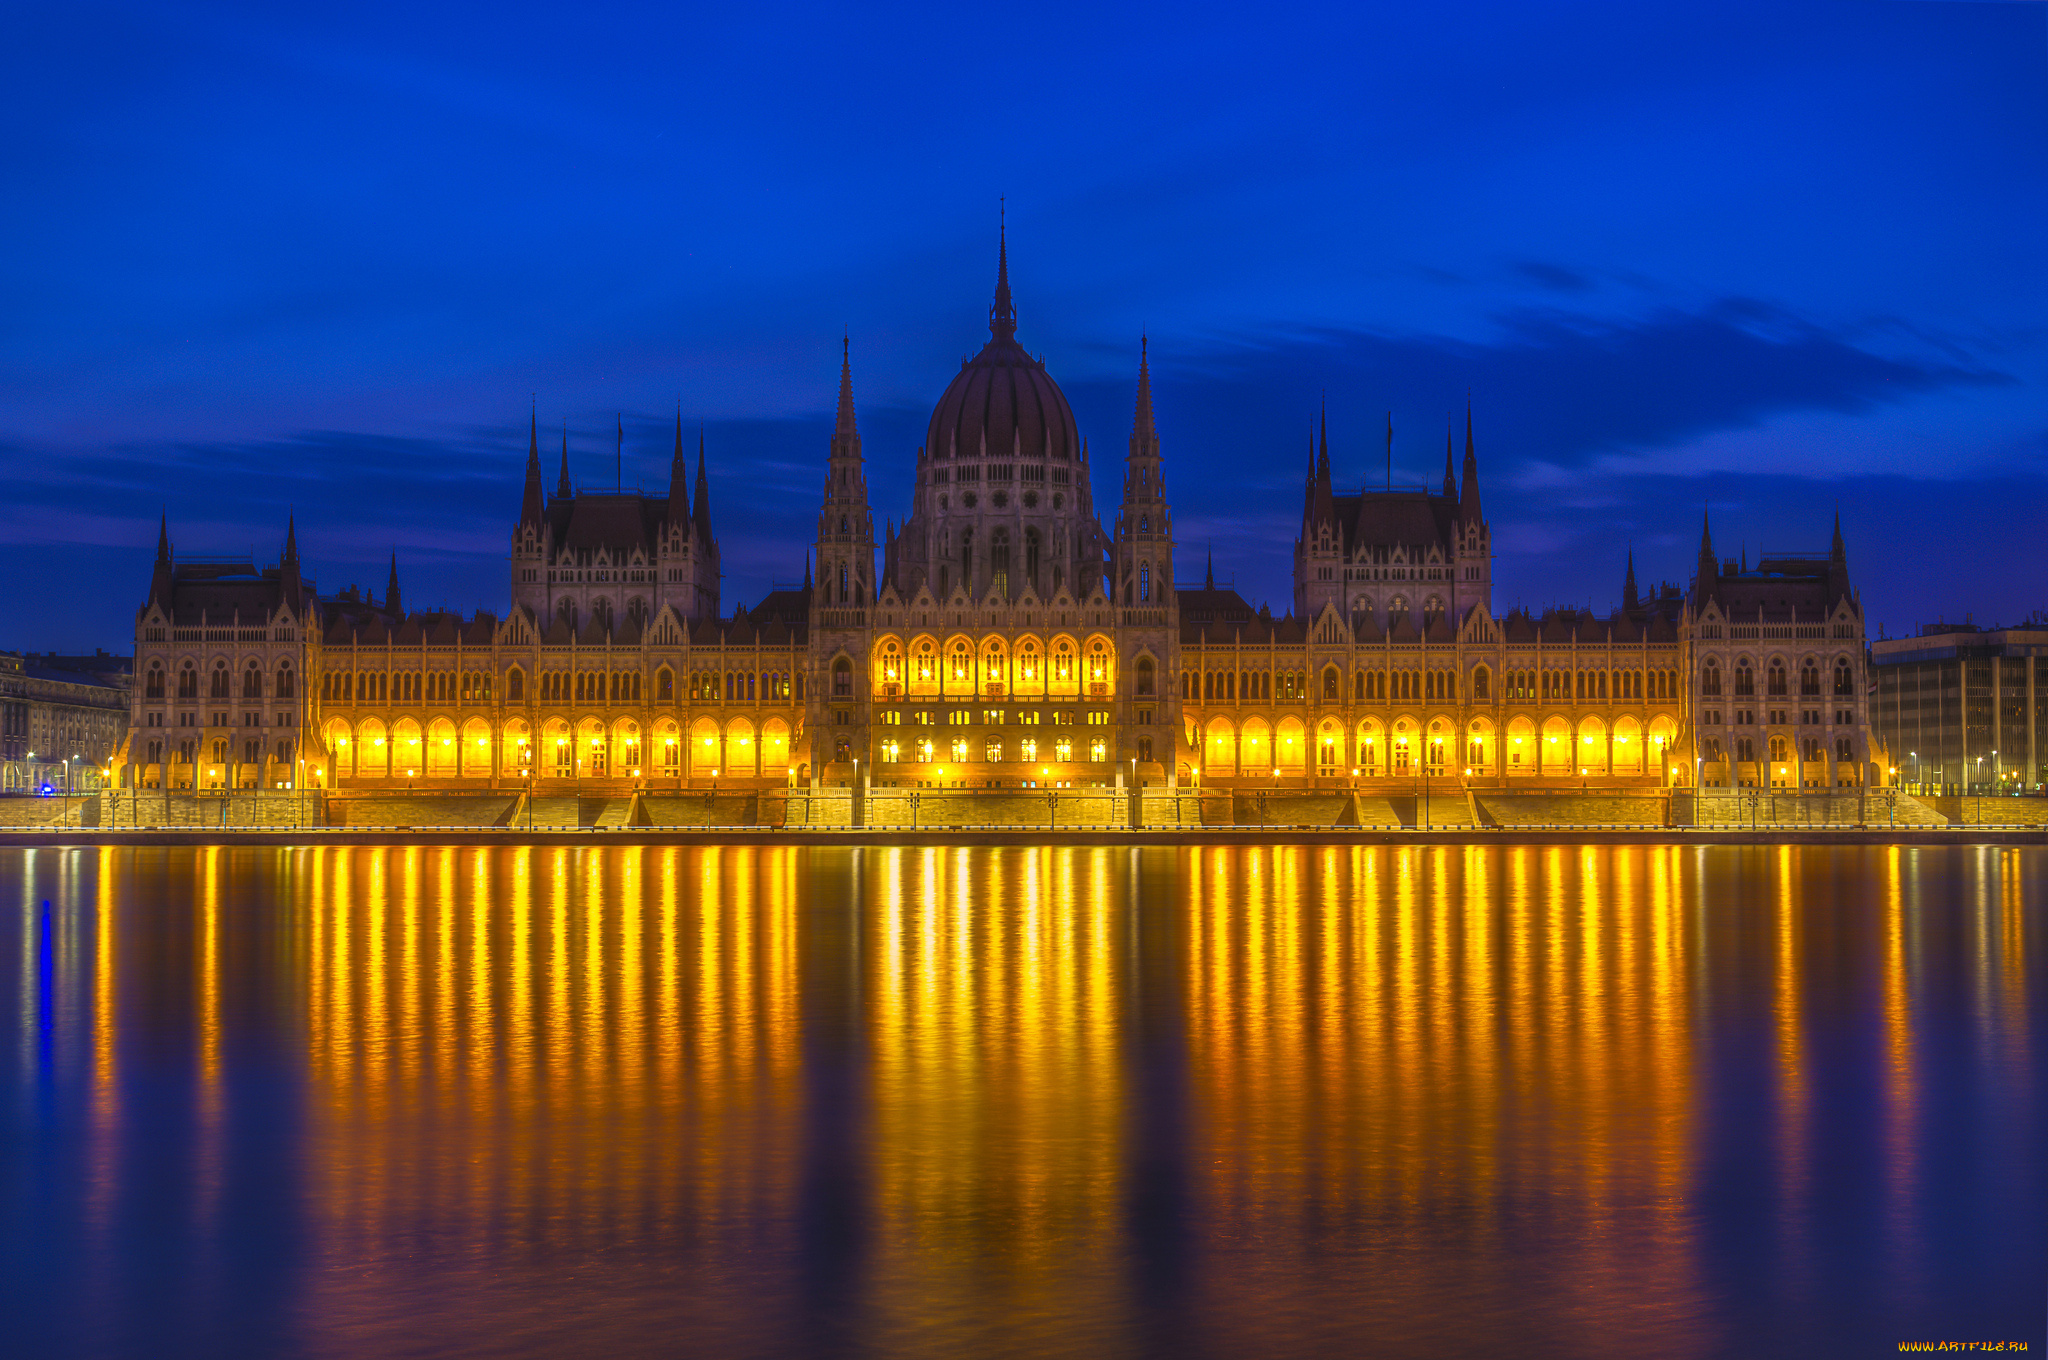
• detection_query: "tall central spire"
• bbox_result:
[989,202,1016,343]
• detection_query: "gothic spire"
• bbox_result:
[385,553,402,618]
[1317,400,1330,485]
[148,510,174,606]
[284,511,298,565]
[280,511,303,606]
[833,334,862,462]
[1693,506,1718,607]
[1459,401,1483,523]
[1130,335,1156,455]
[1443,413,1457,500]
[1205,542,1214,590]
[692,428,714,543]
[1623,545,1639,612]
[520,407,546,525]
[556,422,572,499]
[989,204,1016,343]
[667,408,691,524]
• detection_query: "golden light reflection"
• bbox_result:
[14,843,2041,1357]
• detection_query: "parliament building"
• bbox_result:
[120,238,1885,799]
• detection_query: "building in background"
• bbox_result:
[1871,619,2048,793]
[0,651,131,792]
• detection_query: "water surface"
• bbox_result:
[3,844,2042,1357]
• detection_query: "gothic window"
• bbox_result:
[1734,661,1754,697]
[146,663,165,700]
[1834,661,1853,696]
[1136,658,1155,696]
[1025,529,1041,589]
[991,529,1010,598]
[1139,562,1150,602]
[242,662,262,699]
[1139,515,1149,533]
[833,657,852,697]
[211,663,230,699]
[508,669,525,702]
[1703,660,1723,696]
[656,668,672,701]
[1799,662,1820,696]
[839,564,849,604]
[1472,666,1490,701]
[839,515,849,534]
[276,662,294,699]
[1767,663,1787,696]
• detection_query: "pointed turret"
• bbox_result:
[276,511,304,611]
[1828,508,1852,607]
[833,335,861,460]
[1113,336,1174,608]
[520,408,546,525]
[1458,402,1483,523]
[1623,546,1639,613]
[1316,403,1331,487]
[1131,335,1157,455]
[555,424,572,500]
[1205,543,1214,591]
[1694,507,1719,607]
[666,409,691,524]
[385,553,402,618]
[989,207,1016,344]
[692,430,714,543]
[148,510,174,606]
[1443,414,1457,500]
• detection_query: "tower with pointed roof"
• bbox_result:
[509,411,720,634]
[1295,406,1344,616]
[816,337,876,613]
[1453,401,1492,618]
[1109,337,1179,768]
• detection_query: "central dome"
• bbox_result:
[923,235,1080,464]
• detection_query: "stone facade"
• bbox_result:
[0,652,130,792]
[114,238,1885,799]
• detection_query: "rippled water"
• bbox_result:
[2,844,2042,1357]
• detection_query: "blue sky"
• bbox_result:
[5,0,2044,648]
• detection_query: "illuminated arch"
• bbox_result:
[1356,716,1385,774]
[424,717,459,778]
[323,717,355,779]
[391,717,423,778]
[501,717,532,777]
[650,716,681,775]
[1576,715,1608,776]
[761,716,791,778]
[613,716,642,777]
[577,716,609,776]
[1241,715,1273,772]
[689,716,721,776]
[459,717,493,778]
[1540,715,1571,775]
[872,635,905,696]
[1506,715,1536,772]
[1204,716,1237,776]
[1013,634,1045,697]
[1275,715,1307,771]
[1612,715,1643,775]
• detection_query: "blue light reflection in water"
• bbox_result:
[0,844,2041,1358]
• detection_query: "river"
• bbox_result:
[3,844,2042,1357]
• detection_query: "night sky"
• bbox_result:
[8,1,2045,650]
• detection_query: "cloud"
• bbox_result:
[1513,260,1595,293]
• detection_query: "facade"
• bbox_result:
[1871,620,2048,793]
[1,651,130,791]
[128,518,317,790]
[1684,517,1877,791]
[115,238,1887,798]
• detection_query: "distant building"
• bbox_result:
[117,235,1883,796]
[0,651,131,792]
[1871,620,2048,793]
